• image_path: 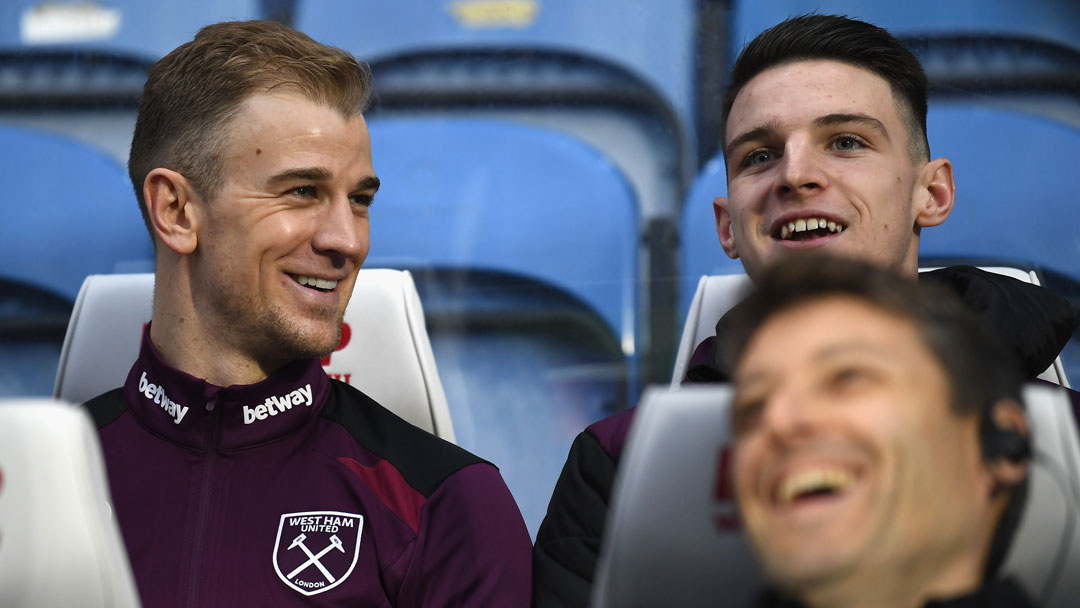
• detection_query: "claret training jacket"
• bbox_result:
[86,330,531,607]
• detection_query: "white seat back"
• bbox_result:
[53,270,455,441]
[669,274,752,387]
[672,268,1070,387]
[592,384,1080,607]
[0,399,141,607]
[591,385,759,607]
[1004,383,1080,605]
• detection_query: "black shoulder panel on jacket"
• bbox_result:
[319,380,488,498]
[83,388,127,429]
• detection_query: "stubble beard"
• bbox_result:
[208,286,345,364]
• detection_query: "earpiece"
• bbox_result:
[980,413,1032,463]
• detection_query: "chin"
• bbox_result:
[762,549,858,595]
[261,308,344,361]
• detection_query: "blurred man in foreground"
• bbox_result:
[84,20,530,606]
[726,255,1034,607]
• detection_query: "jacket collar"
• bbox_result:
[122,327,331,450]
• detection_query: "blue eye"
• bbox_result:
[744,149,774,167]
[832,134,864,152]
[289,185,317,198]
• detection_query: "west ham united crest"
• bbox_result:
[273,510,364,596]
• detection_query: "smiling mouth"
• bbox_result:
[777,217,846,241]
[776,467,853,505]
[291,274,338,293]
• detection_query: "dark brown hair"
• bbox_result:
[723,14,930,162]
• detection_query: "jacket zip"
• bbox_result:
[185,394,222,608]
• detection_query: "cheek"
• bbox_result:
[731,441,761,501]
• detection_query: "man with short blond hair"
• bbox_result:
[86,20,531,606]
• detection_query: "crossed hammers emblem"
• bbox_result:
[286,533,346,582]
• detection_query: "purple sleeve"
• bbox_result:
[397,462,532,607]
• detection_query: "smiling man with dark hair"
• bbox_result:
[728,255,1033,607]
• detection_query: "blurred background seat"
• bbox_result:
[0,124,152,398]
[365,116,638,534]
[0,0,265,163]
[0,398,141,608]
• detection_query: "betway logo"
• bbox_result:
[138,372,189,424]
[243,384,313,425]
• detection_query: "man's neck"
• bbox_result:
[148,287,288,387]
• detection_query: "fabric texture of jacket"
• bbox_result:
[86,330,532,607]
[533,265,1078,607]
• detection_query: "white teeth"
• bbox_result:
[778,468,852,504]
[778,217,846,240]
[293,275,338,291]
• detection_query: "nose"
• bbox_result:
[312,196,366,265]
[758,387,817,446]
[775,139,827,198]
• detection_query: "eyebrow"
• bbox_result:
[268,168,381,193]
[355,175,381,193]
[814,113,890,141]
[724,112,891,158]
[267,167,332,187]
[724,124,778,159]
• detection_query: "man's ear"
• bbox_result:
[144,168,201,255]
[985,399,1030,491]
[713,196,740,259]
[914,157,955,229]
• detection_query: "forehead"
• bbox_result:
[725,59,903,146]
[226,92,365,145]
[737,296,933,377]
[219,92,372,177]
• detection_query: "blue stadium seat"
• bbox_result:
[367,117,637,347]
[365,117,638,535]
[730,1,1080,54]
[0,0,262,105]
[0,124,151,397]
[921,106,1080,281]
[294,0,699,138]
[0,124,151,300]
[679,154,739,312]
[0,0,262,61]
